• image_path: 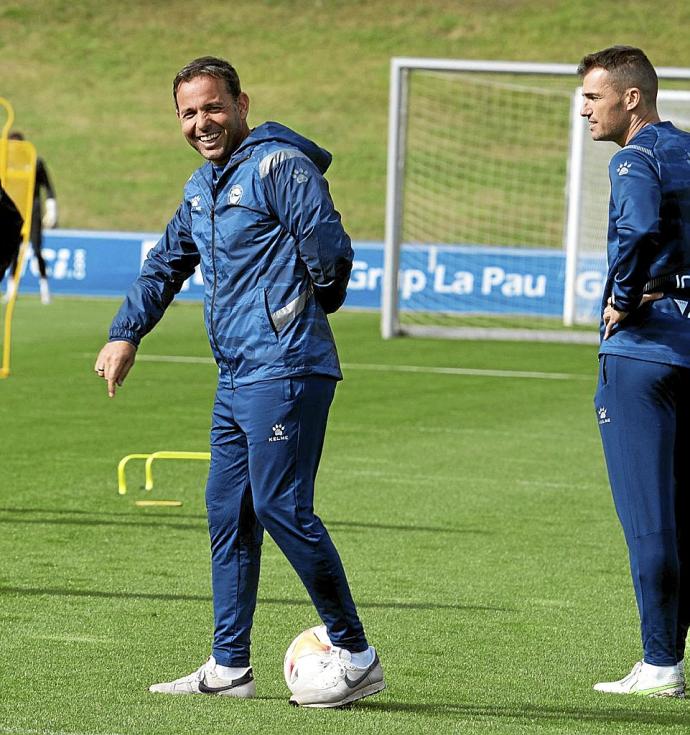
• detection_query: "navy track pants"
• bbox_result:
[205,374,367,667]
[595,354,690,665]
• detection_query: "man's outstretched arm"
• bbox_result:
[94,202,198,397]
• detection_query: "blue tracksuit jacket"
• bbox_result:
[109,122,353,386]
[600,121,690,366]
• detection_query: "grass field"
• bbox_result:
[1,297,689,734]
[3,4,690,733]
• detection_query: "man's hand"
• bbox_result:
[602,304,628,340]
[603,292,662,340]
[94,341,137,397]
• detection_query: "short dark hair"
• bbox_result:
[8,131,24,141]
[173,56,241,107]
[577,46,658,102]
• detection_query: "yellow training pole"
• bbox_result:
[144,451,211,491]
[1,228,32,378]
[0,98,13,380]
[0,97,14,184]
[0,105,37,379]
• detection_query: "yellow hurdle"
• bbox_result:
[144,451,211,491]
[117,451,211,495]
[117,453,152,495]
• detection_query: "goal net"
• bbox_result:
[382,58,690,342]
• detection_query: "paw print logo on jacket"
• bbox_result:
[617,161,632,176]
[293,168,309,184]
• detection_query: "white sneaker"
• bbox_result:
[289,646,385,708]
[149,656,255,697]
[594,661,684,698]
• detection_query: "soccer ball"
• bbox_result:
[283,625,333,694]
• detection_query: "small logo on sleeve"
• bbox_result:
[616,161,632,176]
[268,424,289,442]
[292,168,309,184]
[673,298,690,317]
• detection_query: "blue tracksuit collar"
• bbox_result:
[199,122,333,189]
[237,122,332,173]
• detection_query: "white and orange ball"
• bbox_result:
[283,625,333,694]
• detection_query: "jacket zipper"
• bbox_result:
[209,203,232,385]
[205,153,252,387]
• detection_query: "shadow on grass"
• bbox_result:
[357,700,689,727]
[0,506,477,535]
[327,519,486,535]
[0,585,508,612]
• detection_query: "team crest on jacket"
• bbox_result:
[228,185,243,205]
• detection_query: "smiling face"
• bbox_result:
[175,75,250,166]
[580,67,634,147]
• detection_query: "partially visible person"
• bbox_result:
[580,45,690,698]
[0,183,23,283]
[4,131,58,304]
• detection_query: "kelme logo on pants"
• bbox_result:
[597,406,611,425]
[269,424,289,442]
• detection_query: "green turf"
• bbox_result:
[1,298,689,734]
[3,0,690,239]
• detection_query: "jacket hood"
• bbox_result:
[235,121,332,174]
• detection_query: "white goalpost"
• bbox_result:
[382,58,690,342]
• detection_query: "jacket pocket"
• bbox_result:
[266,284,313,335]
[262,288,280,342]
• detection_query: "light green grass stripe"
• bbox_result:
[0,728,127,735]
[100,353,589,380]
[342,362,588,380]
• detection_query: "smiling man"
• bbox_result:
[579,46,690,698]
[176,71,249,164]
[94,56,384,708]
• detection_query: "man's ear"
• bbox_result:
[237,92,250,121]
[624,87,641,112]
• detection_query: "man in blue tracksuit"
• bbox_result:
[95,56,384,708]
[579,46,690,697]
